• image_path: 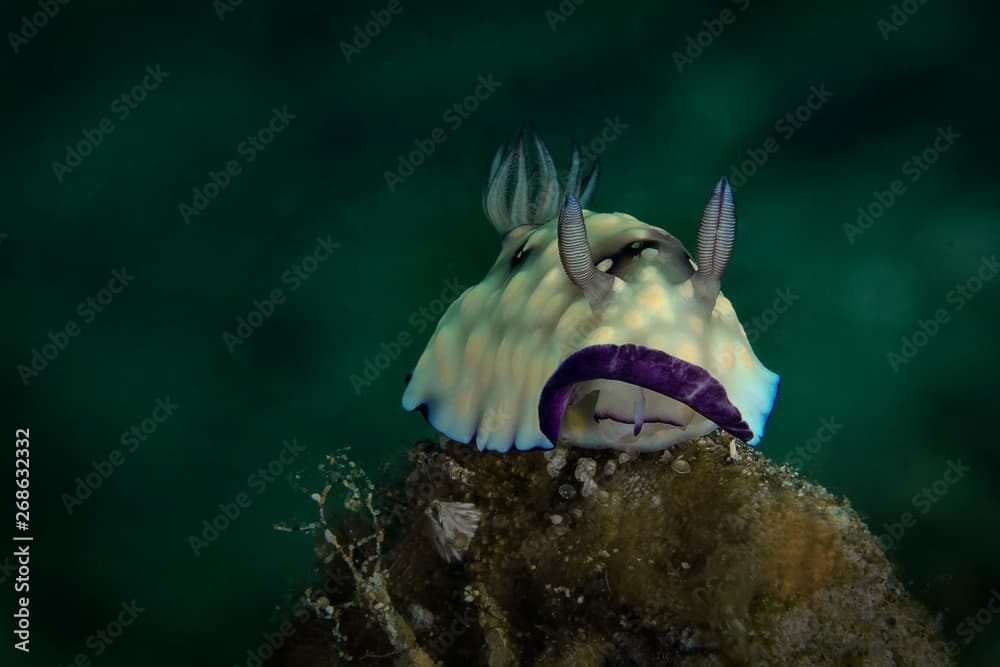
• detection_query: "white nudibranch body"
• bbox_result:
[402,129,779,453]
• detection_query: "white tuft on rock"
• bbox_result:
[545,445,569,477]
[426,500,482,563]
[575,458,597,482]
[575,458,599,497]
[409,603,435,632]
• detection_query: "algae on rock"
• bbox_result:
[270,434,952,666]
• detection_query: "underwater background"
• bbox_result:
[3,0,998,664]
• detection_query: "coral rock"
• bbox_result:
[270,434,951,666]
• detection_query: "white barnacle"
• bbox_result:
[574,458,598,482]
[426,500,482,563]
[671,458,692,475]
[545,445,569,478]
[409,603,435,632]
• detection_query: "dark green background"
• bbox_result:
[4,0,998,665]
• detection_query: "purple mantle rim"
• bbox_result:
[538,343,754,446]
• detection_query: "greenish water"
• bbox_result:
[4,0,998,665]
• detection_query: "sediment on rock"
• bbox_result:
[269,433,952,666]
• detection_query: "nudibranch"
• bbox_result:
[402,129,779,452]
